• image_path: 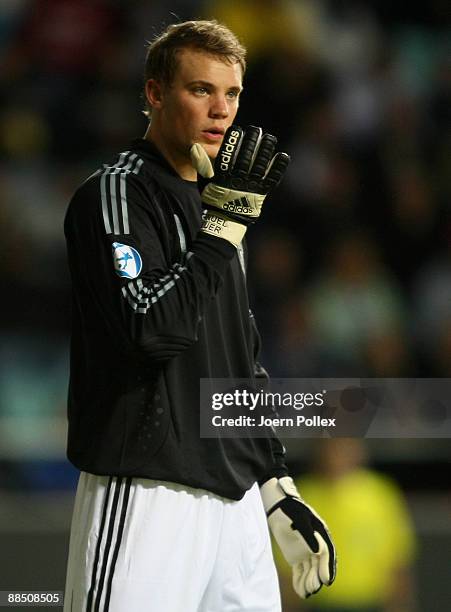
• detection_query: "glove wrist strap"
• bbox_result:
[260,476,302,515]
[201,211,246,247]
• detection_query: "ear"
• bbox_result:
[145,79,164,111]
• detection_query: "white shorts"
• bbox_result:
[64,472,281,612]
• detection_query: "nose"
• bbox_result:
[209,94,229,119]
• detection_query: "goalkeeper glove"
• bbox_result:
[260,476,337,599]
[190,125,290,246]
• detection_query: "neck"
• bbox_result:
[144,123,197,181]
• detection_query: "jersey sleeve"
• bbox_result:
[65,171,236,364]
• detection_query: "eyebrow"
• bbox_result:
[187,80,243,93]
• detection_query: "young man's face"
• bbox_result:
[155,47,243,161]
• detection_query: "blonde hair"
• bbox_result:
[143,20,246,116]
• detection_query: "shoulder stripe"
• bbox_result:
[100,152,144,235]
[119,173,129,234]
[100,172,112,234]
[109,171,121,234]
[100,152,132,235]
[110,154,137,235]
[133,158,144,174]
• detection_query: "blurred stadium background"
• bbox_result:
[0,1,450,610]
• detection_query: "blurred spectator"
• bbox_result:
[10,0,120,75]
[1,0,124,158]
[413,238,451,375]
[275,439,418,612]
[306,231,410,376]
[0,0,29,53]
[1,163,72,332]
[204,0,326,60]
[250,229,303,332]
[271,293,320,377]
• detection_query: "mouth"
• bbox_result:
[202,128,224,142]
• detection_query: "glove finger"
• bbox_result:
[214,125,243,176]
[292,562,309,599]
[233,126,262,177]
[315,532,336,585]
[263,152,290,190]
[293,563,307,599]
[305,553,322,596]
[249,133,277,181]
[324,530,337,583]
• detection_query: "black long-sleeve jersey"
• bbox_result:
[64,138,287,500]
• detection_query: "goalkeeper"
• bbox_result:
[63,19,336,612]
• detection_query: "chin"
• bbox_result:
[202,141,221,159]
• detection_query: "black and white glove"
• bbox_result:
[190,125,290,246]
[260,476,337,599]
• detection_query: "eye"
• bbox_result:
[193,87,208,96]
[227,90,239,99]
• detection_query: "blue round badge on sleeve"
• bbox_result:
[112,242,143,279]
